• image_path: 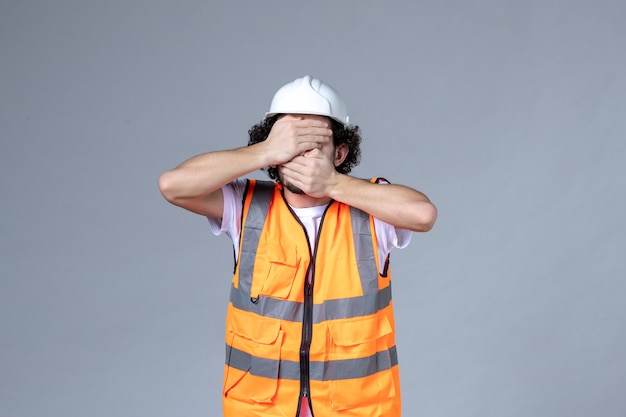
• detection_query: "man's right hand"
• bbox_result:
[263,115,333,167]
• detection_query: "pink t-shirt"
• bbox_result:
[208,178,411,416]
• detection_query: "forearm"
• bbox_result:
[329,175,437,232]
[159,143,271,205]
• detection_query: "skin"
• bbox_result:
[159,114,437,232]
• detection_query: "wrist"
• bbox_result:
[249,141,278,168]
[327,173,351,200]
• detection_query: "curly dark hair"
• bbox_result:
[247,115,362,181]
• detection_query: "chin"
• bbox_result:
[285,182,306,195]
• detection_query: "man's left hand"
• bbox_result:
[279,149,339,198]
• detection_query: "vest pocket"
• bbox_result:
[223,309,283,404]
[327,314,396,410]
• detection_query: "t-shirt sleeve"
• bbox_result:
[374,217,412,253]
[207,178,247,242]
[370,178,412,255]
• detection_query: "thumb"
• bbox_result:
[304,148,323,157]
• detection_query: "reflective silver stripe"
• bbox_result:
[229,284,392,323]
[226,343,279,379]
[314,285,392,321]
[230,283,304,322]
[237,181,273,296]
[350,206,379,296]
[226,344,398,381]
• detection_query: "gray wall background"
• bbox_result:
[1,1,624,416]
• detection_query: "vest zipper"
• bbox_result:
[298,271,314,417]
[298,233,316,417]
[287,199,332,417]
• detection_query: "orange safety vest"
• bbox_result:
[222,179,402,417]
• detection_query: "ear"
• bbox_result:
[334,144,349,167]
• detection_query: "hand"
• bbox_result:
[263,115,332,166]
[279,148,339,198]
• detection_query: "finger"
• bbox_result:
[299,137,330,149]
[295,141,324,155]
[282,156,308,169]
[300,126,332,134]
[281,161,311,178]
[297,131,332,143]
[303,148,323,157]
[293,117,330,128]
[282,116,329,129]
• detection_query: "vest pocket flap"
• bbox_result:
[266,240,298,266]
[254,241,299,300]
[230,310,281,344]
[329,314,393,346]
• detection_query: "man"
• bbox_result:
[159,75,437,417]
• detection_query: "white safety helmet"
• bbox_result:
[265,75,349,125]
